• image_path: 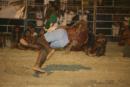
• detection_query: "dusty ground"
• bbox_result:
[0,42,130,87]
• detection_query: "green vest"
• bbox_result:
[45,15,57,29]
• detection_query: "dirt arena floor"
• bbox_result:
[0,42,130,87]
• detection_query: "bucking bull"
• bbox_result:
[65,20,107,57]
[20,20,107,73]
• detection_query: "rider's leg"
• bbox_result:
[65,40,78,52]
[44,29,69,48]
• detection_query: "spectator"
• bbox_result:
[122,19,130,58]
[112,22,120,41]
[11,25,22,48]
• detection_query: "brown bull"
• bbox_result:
[65,20,88,51]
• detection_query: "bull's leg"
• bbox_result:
[65,40,78,52]
[65,43,73,52]
[32,48,47,72]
